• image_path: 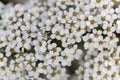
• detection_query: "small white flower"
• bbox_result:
[60,51,74,66]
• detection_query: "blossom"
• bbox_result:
[0,0,120,80]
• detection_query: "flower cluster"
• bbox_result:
[0,0,120,80]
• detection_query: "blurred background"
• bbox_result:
[0,0,25,4]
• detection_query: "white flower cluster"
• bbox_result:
[0,0,120,80]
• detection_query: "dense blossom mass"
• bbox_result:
[0,0,120,80]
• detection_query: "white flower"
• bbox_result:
[73,49,82,60]
[38,62,51,74]
[56,0,66,10]
[45,52,60,67]
[33,40,47,53]
[60,51,74,66]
